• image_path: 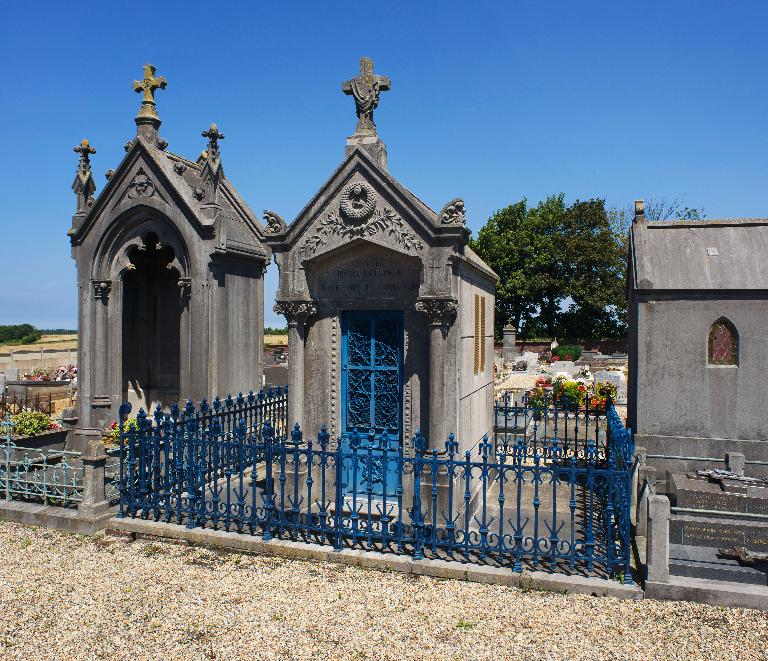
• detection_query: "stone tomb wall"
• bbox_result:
[632,296,768,478]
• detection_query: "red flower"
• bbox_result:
[578,385,585,392]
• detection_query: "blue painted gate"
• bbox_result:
[340,310,403,498]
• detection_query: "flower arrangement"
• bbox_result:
[527,376,553,409]
[102,419,139,446]
[525,376,616,413]
[552,377,587,410]
[22,365,77,382]
[9,411,60,437]
[590,381,618,409]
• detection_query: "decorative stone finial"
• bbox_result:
[439,198,466,225]
[72,139,96,214]
[342,57,391,136]
[202,123,225,161]
[263,210,287,234]
[73,139,96,170]
[634,199,646,224]
[133,64,167,129]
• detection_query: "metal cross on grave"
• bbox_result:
[133,63,167,122]
[342,57,391,136]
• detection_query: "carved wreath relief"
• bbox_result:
[299,181,423,258]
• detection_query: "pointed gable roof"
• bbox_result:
[273,146,470,249]
[69,134,267,261]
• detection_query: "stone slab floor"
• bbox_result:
[0,521,765,660]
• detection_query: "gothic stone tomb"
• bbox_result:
[267,58,498,474]
[68,65,269,449]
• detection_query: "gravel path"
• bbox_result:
[0,522,765,660]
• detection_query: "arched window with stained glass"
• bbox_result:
[707,317,738,366]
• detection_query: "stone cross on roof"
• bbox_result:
[133,64,167,126]
[73,139,96,174]
[342,57,391,136]
[202,123,225,161]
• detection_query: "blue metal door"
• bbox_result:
[341,311,403,497]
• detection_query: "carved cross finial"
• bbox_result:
[72,139,96,214]
[201,123,225,161]
[133,63,167,125]
[73,139,96,174]
[342,57,391,136]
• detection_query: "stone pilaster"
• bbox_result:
[274,301,317,428]
[91,280,112,412]
[647,495,671,583]
[416,298,458,447]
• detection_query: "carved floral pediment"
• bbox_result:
[298,178,423,260]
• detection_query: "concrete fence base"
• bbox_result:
[107,516,643,601]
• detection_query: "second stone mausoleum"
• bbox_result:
[267,58,497,458]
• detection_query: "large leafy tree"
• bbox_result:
[471,196,628,339]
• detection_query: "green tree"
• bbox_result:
[471,196,627,339]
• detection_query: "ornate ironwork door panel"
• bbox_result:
[341,311,403,497]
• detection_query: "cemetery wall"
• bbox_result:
[498,339,628,355]
[0,348,77,372]
[632,294,768,477]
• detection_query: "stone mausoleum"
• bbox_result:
[267,57,497,459]
[627,201,768,480]
[68,65,269,449]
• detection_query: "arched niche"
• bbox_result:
[708,317,739,366]
[90,208,193,414]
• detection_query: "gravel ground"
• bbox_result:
[0,522,765,660]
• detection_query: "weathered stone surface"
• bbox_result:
[68,64,269,438]
[266,58,498,462]
[628,215,768,481]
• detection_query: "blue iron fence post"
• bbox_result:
[443,434,458,554]
[333,433,344,551]
[477,435,492,560]
[261,420,275,541]
[117,404,131,517]
[4,414,11,502]
[184,401,199,529]
[411,431,425,561]
[235,416,247,532]
[317,426,330,537]
[290,423,303,538]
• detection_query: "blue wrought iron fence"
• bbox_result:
[118,388,634,582]
[494,391,608,460]
[1,415,84,506]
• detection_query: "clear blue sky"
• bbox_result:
[1,1,766,328]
